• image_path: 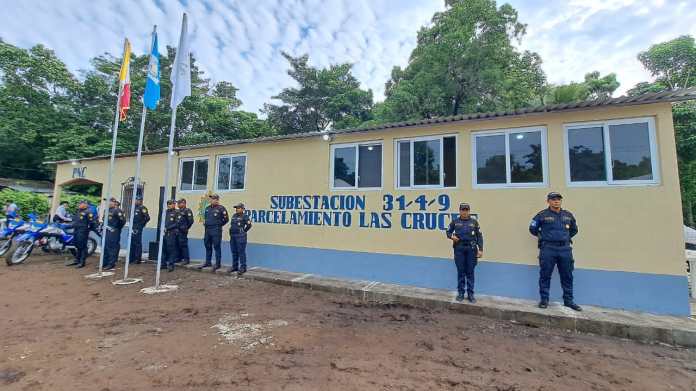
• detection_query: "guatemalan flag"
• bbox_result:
[118,39,131,121]
[143,26,160,110]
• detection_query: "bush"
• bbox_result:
[0,189,50,220]
[59,193,101,215]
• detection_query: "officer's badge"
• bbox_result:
[530,220,537,227]
[565,224,570,229]
[214,213,218,217]
[471,231,475,235]
[88,214,93,218]
[143,208,147,213]
[223,211,227,215]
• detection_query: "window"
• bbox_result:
[120,180,144,222]
[179,157,208,191]
[216,154,247,191]
[396,135,457,189]
[331,142,382,189]
[565,117,658,185]
[472,127,547,187]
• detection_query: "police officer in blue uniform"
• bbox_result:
[129,195,150,264]
[529,192,582,311]
[228,202,252,276]
[176,198,194,265]
[446,203,483,303]
[66,200,97,268]
[198,194,229,271]
[103,198,126,270]
[163,200,179,272]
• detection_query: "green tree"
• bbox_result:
[373,0,546,123]
[638,35,696,91]
[263,52,374,134]
[584,71,620,100]
[544,71,619,104]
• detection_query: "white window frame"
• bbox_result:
[563,117,660,187]
[329,141,384,191]
[394,133,459,190]
[178,156,209,193]
[471,126,549,189]
[215,153,247,192]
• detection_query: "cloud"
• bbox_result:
[0,0,693,113]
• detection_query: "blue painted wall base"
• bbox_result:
[128,228,690,316]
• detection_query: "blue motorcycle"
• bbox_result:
[0,218,26,257]
[5,219,49,266]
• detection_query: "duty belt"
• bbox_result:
[542,240,570,247]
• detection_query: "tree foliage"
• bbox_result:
[0,40,272,181]
[0,189,50,219]
[638,35,696,91]
[263,52,374,134]
[372,0,546,123]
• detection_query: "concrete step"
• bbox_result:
[176,261,696,347]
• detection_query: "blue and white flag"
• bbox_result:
[143,26,160,110]
[170,13,191,109]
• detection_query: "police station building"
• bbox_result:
[49,89,696,316]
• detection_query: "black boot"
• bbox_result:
[76,262,85,269]
[197,263,211,270]
[538,300,548,309]
[467,293,476,303]
[564,302,582,311]
[227,266,239,274]
[167,263,174,272]
[211,263,220,272]
[66,260,78,266]
[455,293,465,302]
[181,259,190,265]
[237,268,246,276]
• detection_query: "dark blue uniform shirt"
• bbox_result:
[177,207,194,232]
[446,217,484,250]
[165,208,179,232]
[529,208,578,245]
[132,205,150,229]
[72,210,96,233]
[204,205,229,228]
[107,207,126,231]
[229,213,252,237]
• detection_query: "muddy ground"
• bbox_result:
[1,255,695,391]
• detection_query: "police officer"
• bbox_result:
[446,203,483,303]
[103,198,126,270]
[129,195,150,264]
[176,198,194,265]
[228,202,252,276]
[66,200,96,268]
[162,200,179,272]
[529,192,581,311]
[198,194,229,271]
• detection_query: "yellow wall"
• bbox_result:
[54,102,685,276]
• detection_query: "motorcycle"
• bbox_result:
[0,215,36,257]
[38,223,98,257]
[5,220,48,266]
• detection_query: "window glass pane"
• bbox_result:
[358,145,382,188]
[568,126,606,182]
[217,157,231,190]
[398,141,410,187]
[414,140,440,186]
[181,161,194,191]
[443,136,456,187]
[193,159,208,190]
[475,135,506,184]
[333,146,356,187]
[510,131,543,183]
[230,156,246,190]
[609,122,653,181]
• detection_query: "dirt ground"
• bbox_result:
[1,255,695,391]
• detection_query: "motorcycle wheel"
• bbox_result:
[86,238,97,257]
[0,239,11,257]
[6,240,33,266]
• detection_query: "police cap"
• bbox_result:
[547,192,563,200]
[166,199,176,205]
[135,195,143,201]
[459,203,470,210]
[109,197,118,202]
[234,202,245,209]
[177,198,187,204]
[79,199,88,205]
[209,194,220,200]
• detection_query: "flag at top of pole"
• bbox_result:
[118,39,132,121]
[143,26,160,110]
[170,13,191,109]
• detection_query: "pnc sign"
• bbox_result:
[72,167,86,179]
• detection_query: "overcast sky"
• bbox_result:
[1,0,695,113]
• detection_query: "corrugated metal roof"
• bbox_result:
[47,87,696,164]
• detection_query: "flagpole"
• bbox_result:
[114,102,147,285]
[87,41,127,280]
[154,105,178,289]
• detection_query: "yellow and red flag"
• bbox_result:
[118,39,132,121]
